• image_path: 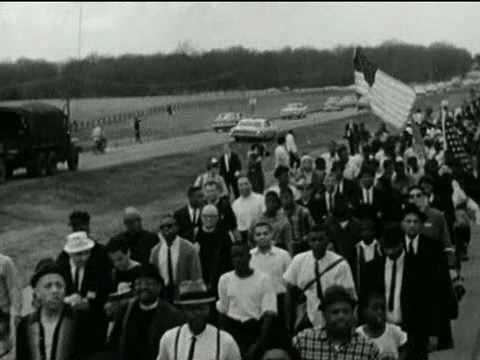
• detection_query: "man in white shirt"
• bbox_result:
[284,224,356,333]
[249,222,291,326]
[232,176,265,243]
[285,130,299,169]
[217,243,277,359]
[274,135,290,170]
[157,280,241,360]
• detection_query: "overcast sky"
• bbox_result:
[0,2,479,62]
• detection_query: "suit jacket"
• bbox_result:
[113,230,159,265]
[315,190,344,222]
[16,306,91,360]
[363,235,444,338]
[325,218,362,271]
[214,197,237,232]
[109,298,186,360]
[149,237,203,295]
[337,178,360,201]
[219,152,242,184]
[174,205,202,242]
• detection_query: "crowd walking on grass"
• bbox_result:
[3,92,480,360]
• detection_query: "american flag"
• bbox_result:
[443,117,473,173]
[353,47,416,128]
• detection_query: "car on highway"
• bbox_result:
[0,102,80,183]
[280,102,308,119]
[357,95,370,110]
[337,95,357,110]
[212,112,243,132]
[323,96,342,112]
[229,118,278,142]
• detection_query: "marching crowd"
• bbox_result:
[2,92,480,360]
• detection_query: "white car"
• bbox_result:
[323,96,342,111]
[212,112,243,132]
[337,95,357,110]
[230,118,278,142]
[414,85,426,96]
[280,102,308,119]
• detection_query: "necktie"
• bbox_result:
[388,259,397,312]
[166,245,175,301]
[225,155,230,173]
[187,336,197,360]
[408,239,415,255]
[73,267,80,292]
[314,260,323,303]
[369,189,373,205]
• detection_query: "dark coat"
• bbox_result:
[174,205,202,242]
[314,191,344,223]
[219,152,242,185]
[16,306,91,360]
[112,230,158,265]
[108,299,186,360]
[325,217,362,271]
[214,197,237,232]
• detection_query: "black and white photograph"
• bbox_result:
[0,2,479,359]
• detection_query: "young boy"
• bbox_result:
[356,292,407,360]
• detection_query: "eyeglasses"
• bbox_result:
[409,192,424,199]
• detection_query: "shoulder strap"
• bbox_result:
[301,258,345,293]
[216,327,220,360]
[174,325,182,360]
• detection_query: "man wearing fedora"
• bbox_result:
[108,264,185,360]
[16,258,91,360]
[157,280,241,360]
[56,231,111,353]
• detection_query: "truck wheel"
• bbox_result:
[46,151,58,176]
[67,148,79,171]
[27,152,47,177]
[0,159,6,184]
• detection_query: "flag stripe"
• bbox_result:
[353,48,416,128]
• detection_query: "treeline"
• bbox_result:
[0,41,472,100]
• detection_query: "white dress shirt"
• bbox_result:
[188,206,199,225]
[362,187,374,205]
[157,235,180,285]
[216,270,277,322]
[274,145,290,169]
[283,250,356,327]
[224,153,230,173]
[157,324,241,360]
[232,193,265,232]
[285,133,298,154]
[250,246,292,294]
[69,260,85,292]
[358,240,379,263]
[385,252,405,324]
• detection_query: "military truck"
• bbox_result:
[0,102,80,183]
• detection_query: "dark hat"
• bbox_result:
[30,258,65,288]
[174,280,216,306]
[136,264,164,284]
[319,285,356,311]
[401,203,427,222]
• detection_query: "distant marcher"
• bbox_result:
[292,286,379,360]
[286,130,299,169]
[266,165,301,201]
[134,117,142,143]
[274,136,290,170]
[167,104,174,116]
[195,157,229,198]
[174,186,205,242]
[220,143,242,199]
[204,181,238,233]
[157,280,241,360]
[247,145,266,193]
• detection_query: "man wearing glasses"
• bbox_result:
[149,214,203,303]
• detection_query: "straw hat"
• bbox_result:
[64,231,94,254]
[174,280,216,306]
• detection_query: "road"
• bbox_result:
[76,109,357,171]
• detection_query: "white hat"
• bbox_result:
[174,280,216,306]
[64,231,95,254]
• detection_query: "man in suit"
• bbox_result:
[112,207,158,265]
[344,119,359,155]
[315,173,343,222]
[219,143,242,199]
[174,185,205,242]
[331,161,361,201]
[354,167,384,221]
[56,231,112,353]
[149,214,203,303]
[204,180,237,233]
[364,206,445,360]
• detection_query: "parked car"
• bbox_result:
[0,102,80,183]
[229,118,278,142]
[323,96,342,112]
[280,102,308,119]
[337,95,357,110]
[212,112,243,132]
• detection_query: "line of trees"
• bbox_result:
[0,41,472,100]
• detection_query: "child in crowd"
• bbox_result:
[356,292,407,360]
